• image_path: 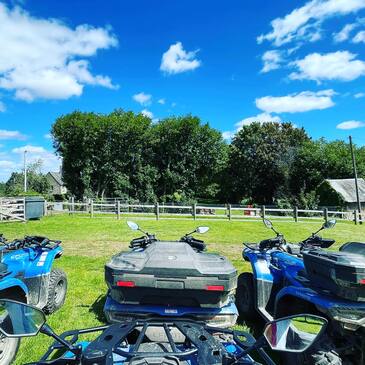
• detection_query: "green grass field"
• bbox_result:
[0,215,364,363]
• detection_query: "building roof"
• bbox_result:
[47,172,64,186]
[326,178,365,203]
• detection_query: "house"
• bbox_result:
[316,178,365,211]
[46,172,67,196]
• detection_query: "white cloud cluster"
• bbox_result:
[353,30,365,43]
[133,92,152,106]
[222,113,282,140]
[333,23,357,42]
[141,109,153,119]
[336,120,365,129]
[354,92,365,98]
[0,3,118,102]
[158,98,166,105]
[289,51,365,82]
[0,129,27,140]
[256,90,335,113]
[160,42,201,75]
[258,0,365,46]
[261,50,284,73]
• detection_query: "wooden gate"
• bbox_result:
[0,198,26,222]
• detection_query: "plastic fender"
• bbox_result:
[244,250,274,283]
[0,278,29,298]
[23,246,62,278]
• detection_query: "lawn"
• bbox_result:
[0,215,364,363]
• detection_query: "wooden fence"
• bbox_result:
[44,199,360,223]
[0,197,26,222]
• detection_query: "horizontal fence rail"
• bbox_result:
[42,199,363,224]
[0,197,25,222]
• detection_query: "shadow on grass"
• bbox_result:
[90,294,107,322]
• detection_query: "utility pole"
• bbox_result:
[23,150,27,193]
[349,136,362,224]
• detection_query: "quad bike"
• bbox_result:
[104,222,238,328]
[0,235,67,364]
[0,299,328,365]
[236,219,365,365]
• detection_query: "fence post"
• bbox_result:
[323,207,328,223]
[261,205,266,219]
[228,204,232,221]
[354,210,358,225]
[0,198,2,221]
[294,206,298,222]
[154,202,159,220]
[71,196,75,215]
[193,203,197,220]
[44,200,48,217]
[90,199,94,218]
[117,201,120,220]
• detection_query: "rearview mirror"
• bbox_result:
[263,219,273,229]
[196,226,209,234]
[323,219,336,230]
[0,300,46,338]
[127,221,139,231]
[264,314,327,353]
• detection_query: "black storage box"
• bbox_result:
[303,248,365,302]
[105,241,237,308]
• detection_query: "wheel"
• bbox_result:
[0,333,19,365]
[235,272,256,318]
[43,269,67,314]
[283,335,343,365]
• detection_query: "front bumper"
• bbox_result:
[104,295,238,328]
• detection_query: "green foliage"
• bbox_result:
[4,160,51,196]
[52,111,226,202]
[223,122,309,204]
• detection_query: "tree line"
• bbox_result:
[49,109,365,206]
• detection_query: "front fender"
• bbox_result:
[0,278,29,298]
[25,246,63,278]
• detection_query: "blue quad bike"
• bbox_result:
[0,299,328,365]
[235,219,365,365]
[0,235,67,365]
[104,222,238,329]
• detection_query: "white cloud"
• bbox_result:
[261,50,284,73]
[141,109,153,119]
[354,92,365,98]
[289,51,365,82]
[44,133,52,139]
[353,30,365,43]
[336,120,365,129]
[236,113,282,128]
[222,113,282,140]
[0,160,16,169]
[256,90,335,113]
[160,42,201,75]
[12,145,46,154]
[11,144,60,173]
[0,3,118,102]
[258,0,365,46]
[133,92,152,106]
[0,129,27,140]
[158,98,166,105]
[333,23,357,42]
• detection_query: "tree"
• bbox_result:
[52,110,156,201]
[4,160,51,196]
[149,115,227,201]
[289,138,365,196]
[223,122,309,204]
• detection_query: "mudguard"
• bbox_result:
[0,277,29,301]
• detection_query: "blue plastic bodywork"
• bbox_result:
[0,243,62,307]
[242,246,365,329]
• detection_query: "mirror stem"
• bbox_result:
[40,324,79,355]
[230,336,275,365]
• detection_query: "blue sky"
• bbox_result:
[0,0,365,181]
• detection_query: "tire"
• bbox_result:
[43,269,67,314]
[0,334,19,365]
[235,272,256,318]
[283,335,343,365]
